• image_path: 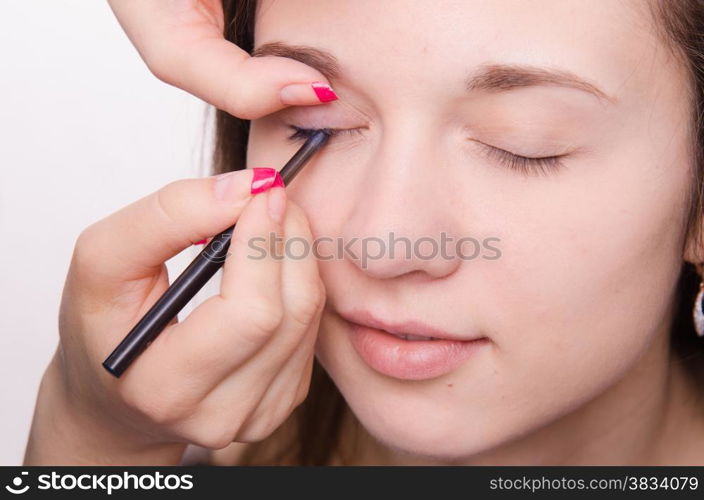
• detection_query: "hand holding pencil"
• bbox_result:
[25,134,330,464]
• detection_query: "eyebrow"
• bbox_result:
[253,42,615,104]
[252,42,341,80]
[466,63,616,104]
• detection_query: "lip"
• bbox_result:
[339,310,489,381]
[339,309,483,342]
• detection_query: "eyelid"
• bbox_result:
[468,139,568,175]
[328,94,374,121]
[468,138,568,159]
[280,112,364,133]
[279,95,372,127]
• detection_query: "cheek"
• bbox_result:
[479,150,689,399]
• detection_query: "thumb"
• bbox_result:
[156,37,338,119]
[73,169,266,288]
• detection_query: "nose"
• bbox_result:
[342,128,463,280]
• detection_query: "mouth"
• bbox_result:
[389,333,441,341]
[338,309,483,343]
[338,309,488,380]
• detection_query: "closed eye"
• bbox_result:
[473,140,567,176]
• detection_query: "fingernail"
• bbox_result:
[311,82,338,102]
[193,239,208,245]
[251,167,284,194]
[267,186,286,224]
[214,171,240,201]
[280,82,338,104]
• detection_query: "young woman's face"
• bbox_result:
[247,0,693,460]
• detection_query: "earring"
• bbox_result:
[693,263,704,337]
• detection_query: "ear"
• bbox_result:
[683,223,704,265]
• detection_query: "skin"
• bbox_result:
[246,0,704,464]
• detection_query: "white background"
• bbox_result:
[0,1,220,464]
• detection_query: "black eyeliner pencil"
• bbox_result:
[103,130,331,378]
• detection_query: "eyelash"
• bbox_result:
[477,143,565,176]
[287,125,361,143]
[286,125,565,175]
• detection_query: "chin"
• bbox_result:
[355,378,528,461]
[315,338,514,464]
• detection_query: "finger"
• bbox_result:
[231,311,320,443]
[74,170,254,286]
[196,299,320,445]
[198,201,325,430]
[278,202,327,335]
[163,45,339,119]
[128,181,287,395]
[218,182,286,304]
[236,201,325,420]
[165,322,317,449]
[108,0,337,118]
[214,200,324,383]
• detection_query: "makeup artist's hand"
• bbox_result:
[24,169,326,465]
[105,0,338,118]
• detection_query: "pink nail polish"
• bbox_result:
[193,239,207,245]
[311,82,338,103]
[251,167,285,194]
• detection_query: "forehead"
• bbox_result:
[254,0,670,102]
